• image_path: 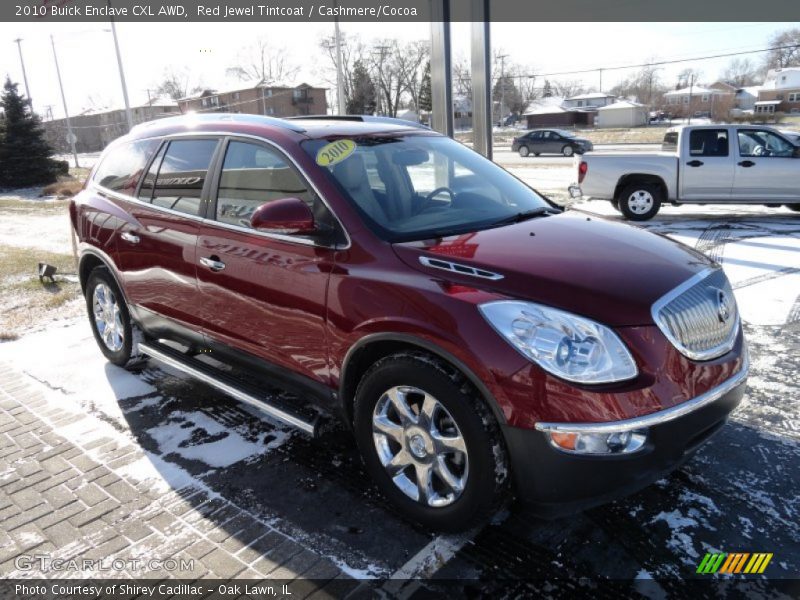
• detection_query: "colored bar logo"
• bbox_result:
[696,552,773,574]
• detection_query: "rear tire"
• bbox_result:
[618,182,662,221]
[562,145,574,157]
[85,268,144,370]
[518,146,530,157]
[353,352,509,532]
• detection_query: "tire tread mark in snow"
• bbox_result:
[733,266,800,290]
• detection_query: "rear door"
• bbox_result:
[115,136,221,332]
[731,128,800,201]
[195,137,344,387]
[678,128,734,201]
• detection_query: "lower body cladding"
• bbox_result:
[503,372,748,518]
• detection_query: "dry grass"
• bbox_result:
[0,198,70,215]
[0,245,83,340]
[42,180,84,198]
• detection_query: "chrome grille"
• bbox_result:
[652,269,739,361]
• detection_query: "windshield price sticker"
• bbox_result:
[316,140,357,167]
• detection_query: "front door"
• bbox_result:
[731,128,800,201]
[679,128,734,201]
[115,136,221,332]
[195,138,343,387]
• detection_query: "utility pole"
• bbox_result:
[497,54,508,125]
[333,4,346,115]
[50,35,79,168]
[599,68,603,93]
[372,45,391,116]
[13,38,33,109]
[107,2,134,131]
[687,73,695,125]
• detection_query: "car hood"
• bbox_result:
[392,211,714,327]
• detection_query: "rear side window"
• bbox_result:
[93,139,158,195]
[149,139,218,216]
[689,129,729,157]
[662,131,678,151]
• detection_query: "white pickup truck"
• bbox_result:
[570,124,800,220]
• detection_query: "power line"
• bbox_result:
[527,43,800,79]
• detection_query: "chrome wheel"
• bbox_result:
[92,283,124,352]
[626,189,654,215]
[372,386,469,508]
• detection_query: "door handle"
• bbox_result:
[199,256,226,271]
[120,231,140,244]
[686,160,704,167]
[738,160,755,167]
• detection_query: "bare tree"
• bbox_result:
[552,80,586,99]
[722,58,759,86]
[227,38,300,84]
[610,62,666,104]
[765,28,800,70]
[155,66,201,102]
[677,68,703,89]
[395,40,430,112]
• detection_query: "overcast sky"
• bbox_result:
[0,21,795,120]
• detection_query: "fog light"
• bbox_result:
[546,429,647,455]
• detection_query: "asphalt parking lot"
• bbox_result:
[0,199,797,595]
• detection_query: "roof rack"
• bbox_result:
[130,112,307,134]
[285,114,430,130]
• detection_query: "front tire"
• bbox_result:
[518,146,530,157]
[353,352,508,531]
[562,145,574,157]
[618,182,662,221]
[85,268,143,369]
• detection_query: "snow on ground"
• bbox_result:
[0,212,73,255]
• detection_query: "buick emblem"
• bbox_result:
[715,289,732,323]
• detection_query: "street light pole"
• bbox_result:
[50,35,80,168]
[498,54,508,125]
[108,1,134,131]
[334,14,346,115]
[13,38,33,109]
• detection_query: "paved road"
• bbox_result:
[0,207,798,595]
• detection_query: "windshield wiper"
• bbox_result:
[488,206,560,227]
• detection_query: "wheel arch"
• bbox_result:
[78,248,130,307]
[614,173,668,203]
[339,333,507,429]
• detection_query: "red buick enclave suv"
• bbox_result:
[70,114,748,530]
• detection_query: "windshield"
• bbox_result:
[302,134,552,242]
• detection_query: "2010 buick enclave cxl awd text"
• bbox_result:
[70,114,748,531]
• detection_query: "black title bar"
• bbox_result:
[5,0,800,22]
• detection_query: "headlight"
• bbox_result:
[479,300,638,384]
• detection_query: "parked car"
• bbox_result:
[571,124,800,220]
[512,129,593,157]
[71,114,748,531]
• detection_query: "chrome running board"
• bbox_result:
[138,341,318,436]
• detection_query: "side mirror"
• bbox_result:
[250,197,316,234]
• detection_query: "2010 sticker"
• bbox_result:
[316,139,356,167]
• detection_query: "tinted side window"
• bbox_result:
[215,141,318,229]
[93,139,158,195]
[151,139,218,216]
[689,129,729,157]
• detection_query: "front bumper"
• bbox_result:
[503,361,748,517]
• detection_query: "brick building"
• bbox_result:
[178,82,327,117]
[755,67,800,115]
